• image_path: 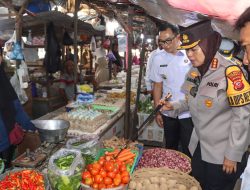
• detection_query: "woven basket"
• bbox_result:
[129,167,202,190]
[138,148,192,174]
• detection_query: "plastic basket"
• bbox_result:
[95,148,139,174]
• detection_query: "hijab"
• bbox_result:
[197,31,222,76]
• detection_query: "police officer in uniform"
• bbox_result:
[150,23,193,157]
[161,20,250,190]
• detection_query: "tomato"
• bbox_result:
[82,171,91,179]
[113,177,121,186]
[92,183,99,189]
[107,172,116,179]
[121,175,130,184]
[94,174,103,184]
[121,171,129,178]
[103,177,112,185]
[90,168,99,176]
[104,162,114,172]
[87,164,93,171]
[98,159,105,166]
[115,174,121,179]
[92,163,102,171]
[98,183,106,189]
[84,177,93,185]
[113,167,119,174]
[119,165,127,172]
[99,170,107,178]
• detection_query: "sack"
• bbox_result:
[9,123,24,145]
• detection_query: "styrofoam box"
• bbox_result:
[137,112,164,142]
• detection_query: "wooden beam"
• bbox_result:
[73,0,79,82]
[124,6,133,139]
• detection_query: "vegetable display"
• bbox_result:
[0,169,46,190]
[82,148,137,189]
[137,148,191,173]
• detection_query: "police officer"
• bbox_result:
[161,20,250,190]
[149,23,193,157]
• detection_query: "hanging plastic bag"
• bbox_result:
[9,42,24,60]
[10,72,28,104]
[4,30,16,53]
[17,61,29,89]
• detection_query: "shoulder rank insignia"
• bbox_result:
[230,57,243,67]
[210,58,219,70]
[226,65,250,107]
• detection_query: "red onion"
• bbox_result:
[137,148,191,173]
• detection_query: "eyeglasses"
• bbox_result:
[158,35,177,45]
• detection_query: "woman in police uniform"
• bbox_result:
[162,20,250,190]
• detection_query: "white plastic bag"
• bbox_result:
[17,61,29,89]
[241,156,250,190]
[4,30,16,53]
[48,148,85,190]
[10,72,28,104]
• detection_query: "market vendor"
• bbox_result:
[94,57,109,86]
[0,50,36,168]
[59,60,76,103]
[161,20,250,190]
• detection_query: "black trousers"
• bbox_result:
[0,146,15,169]
[192,144,248,190]
[162,115,193,157]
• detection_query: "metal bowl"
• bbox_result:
[32,120,70,143]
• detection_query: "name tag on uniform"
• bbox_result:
[207,82,219,87]
[160,64,168,67]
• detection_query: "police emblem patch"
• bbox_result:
[226,65,250,107]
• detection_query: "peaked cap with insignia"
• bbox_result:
[179,20,214,49]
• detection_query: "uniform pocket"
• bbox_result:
[198,86,217,110]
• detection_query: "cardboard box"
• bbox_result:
[137,113,164,142]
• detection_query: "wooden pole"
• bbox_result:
[73,0,79,82]
[133,39,146,133]
[124,6,133,139]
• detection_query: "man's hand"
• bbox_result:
[156,114,164,128]
[223,157,237,174]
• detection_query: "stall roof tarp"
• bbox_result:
[130,0,250,40]
[0,11,103,36]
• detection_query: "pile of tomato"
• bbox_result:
[82,154,132,189]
